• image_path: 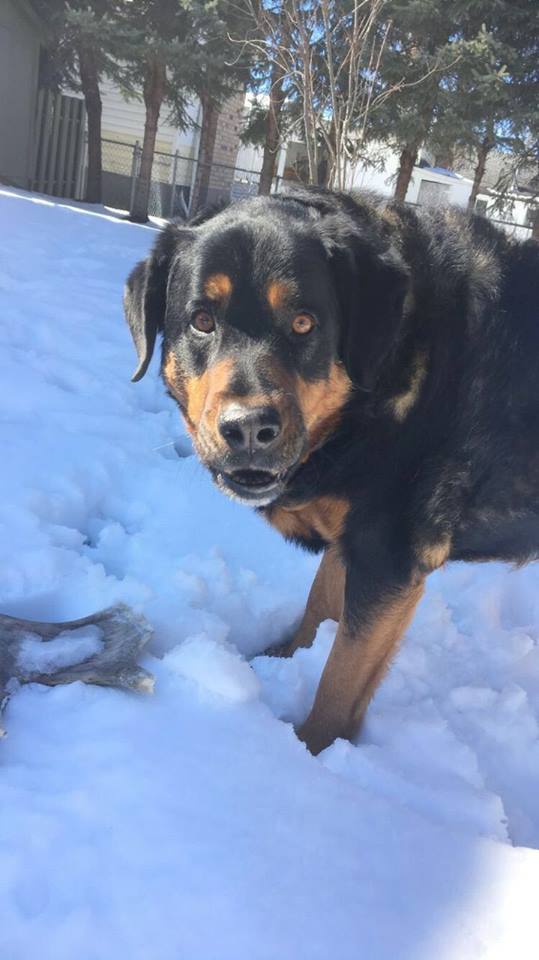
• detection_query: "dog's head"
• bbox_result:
[124,190,409,506]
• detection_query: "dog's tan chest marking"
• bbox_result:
[388,350,427,422]
[416,535,452,572]
[267,495,349,544]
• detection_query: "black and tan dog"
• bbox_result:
[124,187,539,755]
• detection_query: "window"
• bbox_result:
[417,180,450,207]
[525,205,538,228]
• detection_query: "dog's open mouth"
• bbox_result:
[217,467,286,504]
[228,468,278,489]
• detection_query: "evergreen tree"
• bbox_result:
[375,0,538,205]
[118,0,193,223]
[120,0,252,221]
[38,0,128,204]
[476,0,539,211]
[188,1,253,211]
[372,0,464,202]
[428,1,539,210]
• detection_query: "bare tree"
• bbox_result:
[241,0,398,191]
[257,1,290,196]
[257,58,287,194]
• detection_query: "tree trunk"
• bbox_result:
[394,143,419,203]
[258,61,286,195]
[191,91,219,213]
[467,137,492,212]
[130,56,167,224]
[530,208,539,242]
[78,45,102,204]
[317,153,330,187]
[322,119,336,188]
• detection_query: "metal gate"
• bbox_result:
[31,90,86,199]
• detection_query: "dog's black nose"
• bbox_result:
[218,405,282,452]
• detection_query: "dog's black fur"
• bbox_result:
[124,187,539,752]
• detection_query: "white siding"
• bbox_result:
[407,169,471,208]
[99,78,200,158]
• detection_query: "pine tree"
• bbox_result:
[475,0,539,211]
[375,0,538,205]
[120,0,252,222]
[428,1,538,211]
[188,1,253,212]
[38,0,128,204]
[117,0,193,223]
[372,0,465,202]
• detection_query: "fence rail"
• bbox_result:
[99,137,266,218]
[34,125,532,239]
[486,216,533,241]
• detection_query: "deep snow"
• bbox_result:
[1,187,539,959]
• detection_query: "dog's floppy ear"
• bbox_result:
[124,223,184,382]
[320,216,410,391]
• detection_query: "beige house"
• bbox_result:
[96,79,246,215]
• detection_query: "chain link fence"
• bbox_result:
[100,137,263,218]
[95,138,536,237]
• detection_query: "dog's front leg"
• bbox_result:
[269,546,345,658]
[296,565,425,755]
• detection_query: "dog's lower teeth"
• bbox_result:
[229,470,277,488]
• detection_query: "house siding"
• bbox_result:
[99,78,198,158]
[0,0,43,188]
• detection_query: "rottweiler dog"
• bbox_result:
[124,187,539,755]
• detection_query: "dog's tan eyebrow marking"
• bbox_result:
[267,279,294,311]
[203,273,233,301]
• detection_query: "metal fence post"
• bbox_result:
[74,130,87,201]
[169,149,179,218]
[188,154,198,216]
[36,90,53,194]
[129,141,140,213]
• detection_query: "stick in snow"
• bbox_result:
[0,603,154,737]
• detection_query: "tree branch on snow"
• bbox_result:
[0,603,154,737]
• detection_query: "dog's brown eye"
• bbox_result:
[191,310,215,334]
[292,313,315,335]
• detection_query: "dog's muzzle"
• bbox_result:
[208,403,301,505]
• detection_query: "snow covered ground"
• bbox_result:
[1,186,539,959]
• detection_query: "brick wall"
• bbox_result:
[207,89,245,199]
